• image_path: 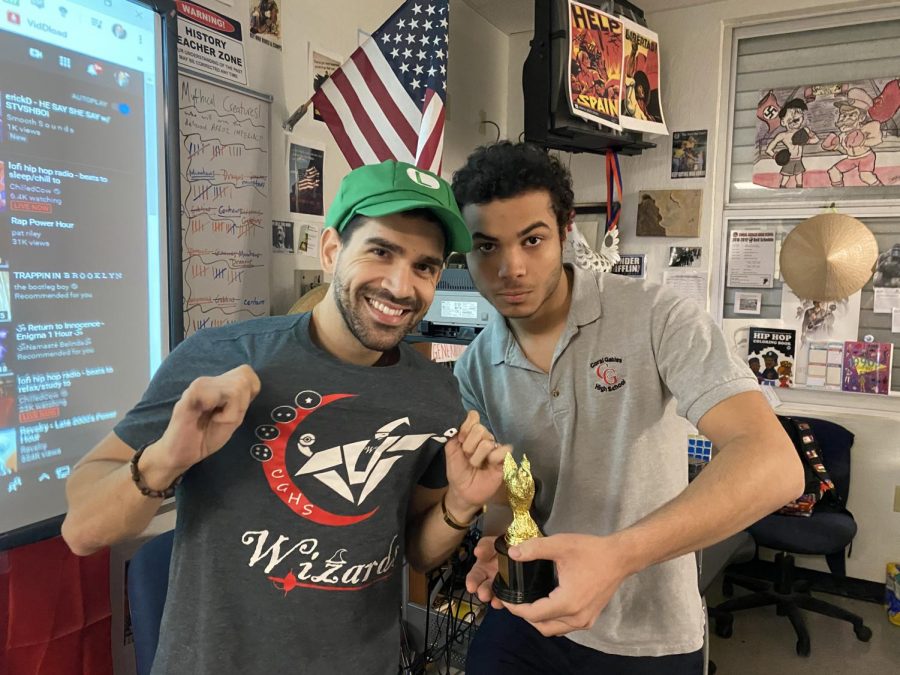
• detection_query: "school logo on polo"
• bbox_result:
[590,356,626,393]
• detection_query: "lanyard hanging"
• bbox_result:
[605,149,622,233]
[566,150,622,272]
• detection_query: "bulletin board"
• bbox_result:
[178,71,272,337]
[720,215,900,393]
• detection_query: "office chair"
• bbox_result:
[127,530,175,675]
[711,416,871,657]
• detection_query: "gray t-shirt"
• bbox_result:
[454,267,758,657]
[115,313,464,675]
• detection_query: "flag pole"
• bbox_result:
[283,99,313,133]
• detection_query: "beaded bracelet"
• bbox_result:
[129,441,182,499]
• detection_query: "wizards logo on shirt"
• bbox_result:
[248,390,457,527]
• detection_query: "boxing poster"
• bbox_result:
[753,78,900,189]
[619,18,667,135]
[567,0,623,131]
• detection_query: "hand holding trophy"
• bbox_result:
[492,452,557,603]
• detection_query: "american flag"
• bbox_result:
[311,0,449,173]
[297,165,320,192]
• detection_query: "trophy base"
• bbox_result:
[492,537,556,604]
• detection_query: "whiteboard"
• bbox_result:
[178,73,271,337]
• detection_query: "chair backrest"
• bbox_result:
[777,415,854,503]
[127,530,174,675]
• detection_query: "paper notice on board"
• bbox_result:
[663,270,708,308]
[874,287,900,314]
[727,230,775,288]
[893,308,900,333]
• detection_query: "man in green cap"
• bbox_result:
[62,160,505,675]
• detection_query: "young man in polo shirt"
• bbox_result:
[451,142,804,674]
[62,161,505,675]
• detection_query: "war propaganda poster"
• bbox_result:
[754,78,900,188]
[619,17,666,135]
[567,0,623,130]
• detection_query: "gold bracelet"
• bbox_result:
[441,492,484,531]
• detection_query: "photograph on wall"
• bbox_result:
[567,0,623,130]
[873,242,900,313]
[733,291,763,315]
[671,130,707,178]
[668,246,702,268]
[636,189,702,237]
[619,18,666,135]
[272,220,294,253]
[249,0,281,50]
[748,327,796,388]
[298,270,323,298]
[309,46,342,122]
[753,78,900,189]
[289,144,324,215]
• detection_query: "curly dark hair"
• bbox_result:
[451,142,575,231]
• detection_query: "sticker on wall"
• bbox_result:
[610,253,645,278]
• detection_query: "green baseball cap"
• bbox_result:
[325,160,472,256]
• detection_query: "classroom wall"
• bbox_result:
[504,0,900,583]
[507,0,874,287]
[627,0,899,584]
[189,1,897,584]
[266,0,509,314]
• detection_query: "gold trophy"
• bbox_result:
[492,453,557,604]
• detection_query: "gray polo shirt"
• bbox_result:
[454,265,758,657]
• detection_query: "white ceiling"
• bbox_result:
[460,0,720,35]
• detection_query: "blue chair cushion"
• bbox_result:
[127,530,175,675]
[750,510,856,557]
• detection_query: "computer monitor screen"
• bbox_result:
[0,0,176,547]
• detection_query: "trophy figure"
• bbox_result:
[492,453,557,604]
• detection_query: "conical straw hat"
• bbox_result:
[779,213,877,301]
[287,283,330,314]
